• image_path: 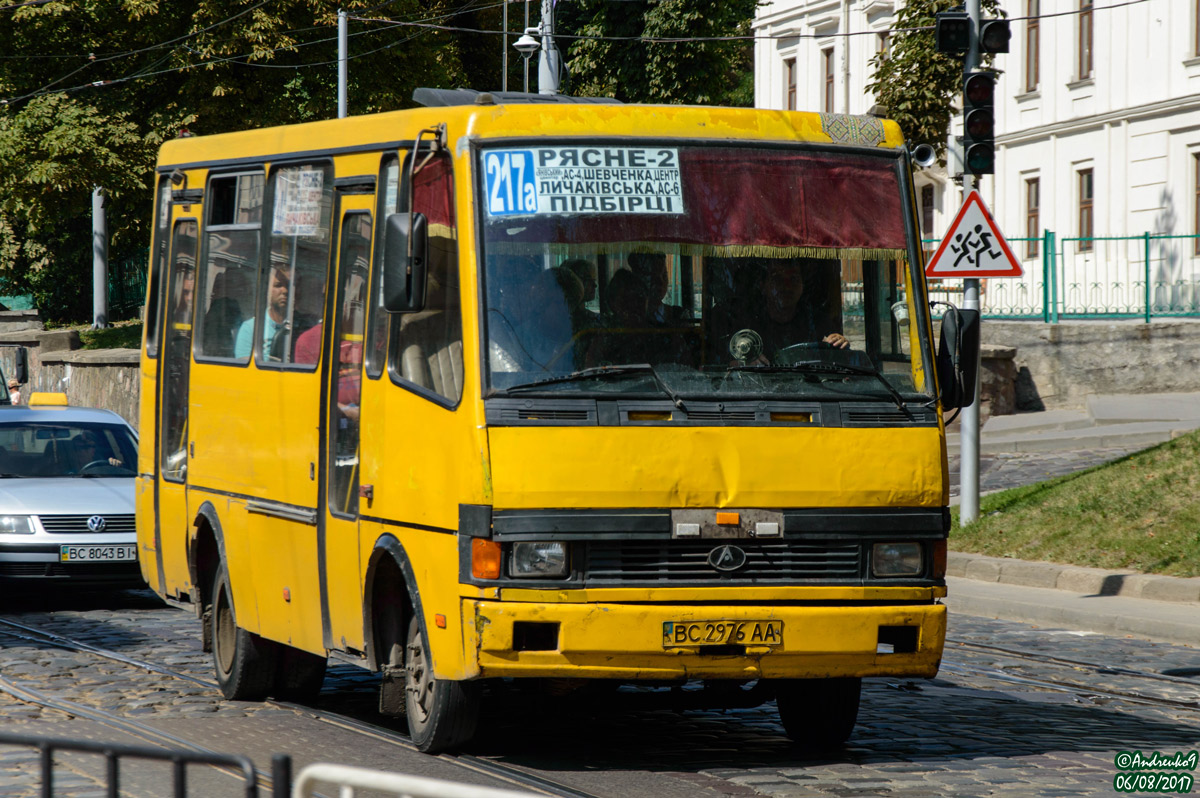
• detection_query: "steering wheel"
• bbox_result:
[80,459,112,473]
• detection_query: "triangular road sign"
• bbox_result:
[925,190,1023,278]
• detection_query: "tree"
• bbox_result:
[866,0,1004,165]
[558,0,758,106]
[0,0,471,321]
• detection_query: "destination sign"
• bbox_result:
[484,146,684,217]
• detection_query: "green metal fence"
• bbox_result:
[108,253,148,322]
[921,231,1200,322]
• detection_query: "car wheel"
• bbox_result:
[211,561,278,701]
[404,614,480,753]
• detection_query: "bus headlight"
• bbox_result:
[509,542,568,578]
[0,515,36,535]
[871,542,923,577]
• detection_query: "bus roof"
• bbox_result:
[156,95,906,171]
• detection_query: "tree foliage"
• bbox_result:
[0,0,472,321]
[866,0,1003,165]
[559,0,758,106]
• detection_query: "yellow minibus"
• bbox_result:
[137,89,978,752]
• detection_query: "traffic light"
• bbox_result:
[935,10,970,54]
[979,19,1011,53]
[963,71,995,175]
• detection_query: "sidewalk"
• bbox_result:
[944,390,1200,646]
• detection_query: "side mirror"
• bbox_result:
[936,307,980,409]
[13,347,28,384]
[382,212,428,313]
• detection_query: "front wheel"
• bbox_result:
[211,562,278,701]
[404,615,480,753]
[775,677,861,748]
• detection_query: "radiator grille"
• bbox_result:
[38,514,136,535]
[685,410,757,422]
[585,539,861,583]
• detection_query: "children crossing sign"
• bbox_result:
[925,190,1023,278]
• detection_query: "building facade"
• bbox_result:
[753,0,1200,317]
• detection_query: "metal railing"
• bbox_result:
[108,252,149,321]
[921,231,1200,322]
[292,763,540,798]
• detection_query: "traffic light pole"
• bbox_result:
[959,0,982,524]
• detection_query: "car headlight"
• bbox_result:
[872,542,923,577]
[509,541,568,578]
[0,515,37,535]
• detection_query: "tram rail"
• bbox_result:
[0,616,602,798]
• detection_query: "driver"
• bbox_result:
[711,259,848,365]
[70,432,123,472]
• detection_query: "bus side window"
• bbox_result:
[365,154,403,379]
[388,153,463,404]
[195,171,263,363]
[144,176,172,359]
[250,162,334,367]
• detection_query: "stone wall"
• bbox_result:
[984,319,1200,411]
[34,350,141,426]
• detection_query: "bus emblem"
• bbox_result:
[707,545,747,572]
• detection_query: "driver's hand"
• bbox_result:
[108,457,122,466]
[823,333,850,349]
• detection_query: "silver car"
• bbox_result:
[0,401,141,587]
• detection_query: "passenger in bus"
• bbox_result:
[709,258,848,365]
[558,259,600,332]
[489,259,578,373]
[629,250,686,326]
[586,269,652,367]
[234,266,292,361]
[202,269,250,358]
[295,274,365,425]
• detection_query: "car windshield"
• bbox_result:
[0,422,138,478]
[478,142,932,401]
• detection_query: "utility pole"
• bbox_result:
[536,0,560,95]
[92,187,108,330]
[957,0,982,524]
[338,9,348,119]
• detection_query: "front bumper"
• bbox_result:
[465,599,946,680]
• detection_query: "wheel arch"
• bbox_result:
[190,502,227,652]
[363,533,425,672]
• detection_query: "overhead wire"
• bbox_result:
[1,0,1152,107]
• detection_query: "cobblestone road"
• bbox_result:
[2,445,1192,797]
[948,445,1146,498]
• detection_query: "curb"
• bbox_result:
[947,551,1200,604]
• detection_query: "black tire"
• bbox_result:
[404,614,480,753]
[273,645,327,701]
[775,677,861,748]
[211,562,279,701]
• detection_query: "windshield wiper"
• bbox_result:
[503,364,690,411]
[727,362,912,417]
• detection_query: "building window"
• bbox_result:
[921,185,935,238]
[1078,0,1093,79]
[822,48,835,113]
[1078,168,1094,252]
[877,32,890,63]
[1025,178,1040,258]
[785,58,797,110]
[1025,0,1040,92]
[1194,154,1200,255]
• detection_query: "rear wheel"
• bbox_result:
[273,645,327,701]
[775,677,861,748]
[404,615,480,753]
[211,562,278,701]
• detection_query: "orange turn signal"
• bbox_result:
[932,539,948,580]
[715,512,740,526]
[434,613,447,629]
[471,538,502,579]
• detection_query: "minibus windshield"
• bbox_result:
[478,142,931,401]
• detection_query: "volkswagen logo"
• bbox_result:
[86,515,107,533]
[707,544,747,572]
